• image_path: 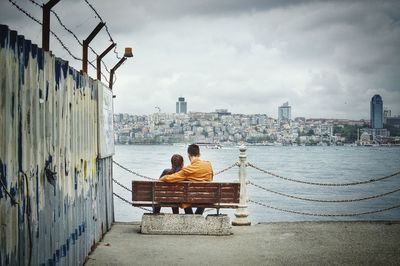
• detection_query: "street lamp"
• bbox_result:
[109,47,133,90]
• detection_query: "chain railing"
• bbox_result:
[112,192,152,212]
[112,178,132,192]
[248,180,400,203]
[113,160,157,181]
[249,199,400,217]
[247,162,400,186]
[111,149,400,219]
[214,162,239,176]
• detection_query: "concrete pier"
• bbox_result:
[140,214,232,235]
[85,221,400,265]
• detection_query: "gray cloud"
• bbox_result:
[1,0,399,119]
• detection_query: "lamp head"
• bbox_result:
[124,47,133,58]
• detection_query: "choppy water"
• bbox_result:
[113,145,400,223]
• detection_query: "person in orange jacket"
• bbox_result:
[160,144,213,214]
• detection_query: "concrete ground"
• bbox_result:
[85,221,400,266]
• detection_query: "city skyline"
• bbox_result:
[1,1,399,119]
[134,95,397,121]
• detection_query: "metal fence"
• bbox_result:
[0,24,113,265]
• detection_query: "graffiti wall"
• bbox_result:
[0,24,114,265]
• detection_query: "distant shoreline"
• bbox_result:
[114,143,400,147]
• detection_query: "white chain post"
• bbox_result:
[232,144,251,226]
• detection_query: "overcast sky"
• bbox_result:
[1,0,399,119]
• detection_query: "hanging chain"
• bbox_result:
[248,180,400,203]
[112,178,132,192]
[113,161,157,181]
[214,162,239,176]
[247,162,400,186]
[113,192,152,212]
[249,199,400,217]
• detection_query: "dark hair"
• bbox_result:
[187,144,200,157]
[171,154,184,172]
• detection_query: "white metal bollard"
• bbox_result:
[232,145,251,226]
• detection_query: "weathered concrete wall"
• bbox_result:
[0,25,114,265]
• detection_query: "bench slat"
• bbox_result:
[132,201,239,208]
[132,181,240,207]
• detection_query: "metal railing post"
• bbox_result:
[97,43,116,80]
[82,22,105,74]
[42,0,60,51]
[232,144,251,226]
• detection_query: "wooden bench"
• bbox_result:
[132,181,240,214]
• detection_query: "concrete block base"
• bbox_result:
[140,213,232,235]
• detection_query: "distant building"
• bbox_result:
[370,95,383,129]
[278,102,291,123]
[215,109,231,117]
[386,117,400,128]
[294,117,306,123]
[176,97,187,114]
[384,107,391,124]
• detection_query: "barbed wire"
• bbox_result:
[112,178,132,192]
[249,199,400,217]
[83,0,118,51]
[113,192,152,212]
[82,0,121,82]
[247,162,400,186]
[28,0,110,82]
[8,0,82,61]
[248,180,400,203]
[113,160,157,181]
[8,0,41,24]
[83,0,122,59]
[27,0,40,8]
[214,162,239,176]
[113,45,122,60]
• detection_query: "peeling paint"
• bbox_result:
[0,159,7,200]
[0,24,113,265]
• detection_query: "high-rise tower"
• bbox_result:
[176,97,187,114]
[278,102,291,122]
[370,95,383,129]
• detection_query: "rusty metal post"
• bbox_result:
[97,43,116,80]
[109,57,127,90]
[82,22,105,74]
[42,0,60,51]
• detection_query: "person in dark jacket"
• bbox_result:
[153,154,184,214]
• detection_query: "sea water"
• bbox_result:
[112,145,400,223]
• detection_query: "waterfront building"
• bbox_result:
[215,108,231,117]
[278,102,291,123]
[384,107,391,124]
[386,116,400,128]
[370,95,383,129]
[176,97,187,114]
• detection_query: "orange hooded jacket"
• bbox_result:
[160,158,213,208]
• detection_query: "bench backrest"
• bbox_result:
[132,181,240,204]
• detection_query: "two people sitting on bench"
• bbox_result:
[153,154,184,214]
[160,144,214,215]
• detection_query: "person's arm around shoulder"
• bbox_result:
[160,163,199,182]
[160,168,186,182]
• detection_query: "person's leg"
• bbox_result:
[195,207,205,215]
[153,206,161,214]
[184,207,193,214]
[172,207,179,214]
